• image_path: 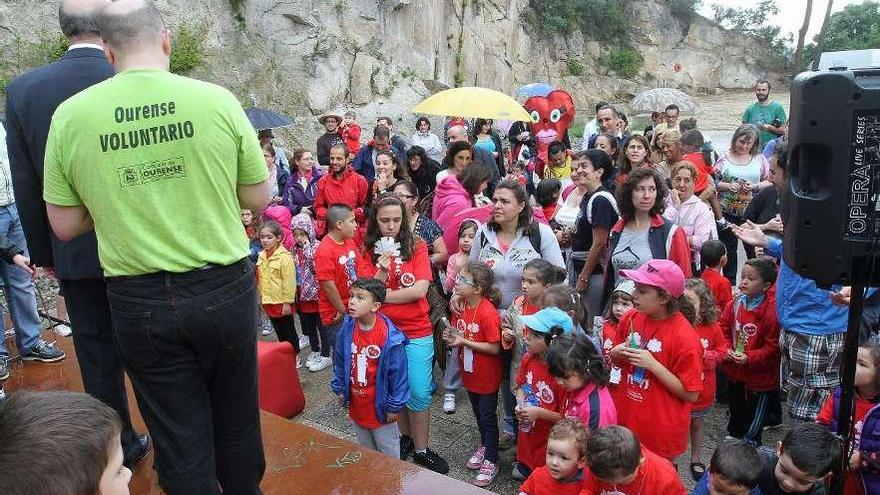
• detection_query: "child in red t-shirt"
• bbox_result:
[443,261,503,487]
[719,258,780,447]
[699,240,732,312]
[315,204,359,335]
[581,426,686,495]
[512,307,573,480]
[599,280,635,363]
[331,278,409,459]
[341,110,362,155]
[683,278,729,482]
[817,340,880,495]
[608,259,703,460]
[518,419,587,495]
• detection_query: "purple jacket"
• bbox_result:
[829,387,880,493]
[283,168,324,215]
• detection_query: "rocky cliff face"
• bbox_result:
[0,0,785,147]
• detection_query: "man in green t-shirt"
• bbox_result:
[43,1,270,493]
[742,79,786,147]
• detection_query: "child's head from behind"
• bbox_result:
[586,426,642,485]
[521,307,573,357]
[541,284,586,329]
[605,280,635,323]
[240,209,253,226]
[739,258,777,298]
[457,220,479,255]
[856,338,880,400]
[259,220,283,251]
[348,278,386,319]
[535,178,562,208]
[545,418,588,481]
[327,203,356,239]
[621,260,689,319]
[0,390,129,495]
[684,278,718,325]
[522,259,567,303]
[708,439,762,495]
[547,333,608,392]
[701,240,727,269]
[775,423,840,493]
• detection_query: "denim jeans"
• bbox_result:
[106,258,265,495]
[0,203,42,357]
[467,390,500,463]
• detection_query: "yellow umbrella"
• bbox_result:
[412,86,531,122]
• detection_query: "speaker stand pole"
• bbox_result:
[832,284,864,495]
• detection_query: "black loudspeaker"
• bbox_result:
[784,69,880,287]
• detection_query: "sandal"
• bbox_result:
[690,461,707,482]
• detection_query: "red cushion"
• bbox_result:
[256,341,306,418]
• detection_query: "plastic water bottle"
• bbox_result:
[629,322,645,385]
[519,383,540,433]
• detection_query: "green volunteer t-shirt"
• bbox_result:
[742,101,786,147]
[44,69,267,276]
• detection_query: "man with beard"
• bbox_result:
[314,143,368,236]
[742,79,786,148]
[316,114,344,168]
[587,105,630,150]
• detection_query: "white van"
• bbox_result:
[816,49,880,71]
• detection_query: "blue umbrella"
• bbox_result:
[516,83,554,98]
[245,106,294,131]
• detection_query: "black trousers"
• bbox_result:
[468,390,500,463]
[269,315,300,353]
[299,311,330,357]
[60,278,141,459]
[719,213,742,283]
[727,381,774,446]
[106,259,265,495]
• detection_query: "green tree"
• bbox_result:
[811,1,880,52]
[711,0,791,59]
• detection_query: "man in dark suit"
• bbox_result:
[5,0,148,467]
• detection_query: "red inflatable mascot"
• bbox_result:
[523,89,575,179]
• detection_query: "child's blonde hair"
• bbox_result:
[549,418,589,458]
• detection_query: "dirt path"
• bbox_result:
[695,89,791,131]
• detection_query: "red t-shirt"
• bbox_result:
[817,392,876,495]
[348,318,389,429]
[600,319,617,364]
[516,353,568,470]
[356,240,434,339]
[610,311,703,458]
[701,268,732,315]
[683,152,713,194]
[315,236,359,326]
[580,447,686,495]
[519,466,583,495]
[455,297,503,394]
[694,322,728,411]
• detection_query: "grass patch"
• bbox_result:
[170,23,208,75]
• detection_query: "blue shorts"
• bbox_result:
[405,335,434,412]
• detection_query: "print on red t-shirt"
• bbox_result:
[356,241,433,339]
[348,318,388,429]
[518,465,583,495]
[454,297,503,395]
[610,311,703,458]
[315,236,358,325]
[516,353,567,470]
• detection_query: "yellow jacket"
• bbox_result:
[256,246,297,304]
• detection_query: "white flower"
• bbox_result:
[603,338,613,350]
[701,338,709,349]
[525,370,533,384]
[646,338,662,353]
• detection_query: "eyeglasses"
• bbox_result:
[455,276,475,286]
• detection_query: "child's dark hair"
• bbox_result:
[700,239,726,269]
[327,203,354,229]
[0,390,122,495]
[458,219,479,238]
[547,333,609,387]
[780,423,841,478]
[549,418,588,459]
[684,278,718,324]
[709,439,762,489]
[260,219,283,238]
[365,194,415,261]
[351,277,387,304]
[524,259,567,286]
[535,178,562,208]
[542,284,589,331]
[858,339,880,400]
[745,257,778,284]
[603,289,634,322]
[463,261,501,307]
[586,426,641,479]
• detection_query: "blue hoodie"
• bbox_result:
[331,313,410,425]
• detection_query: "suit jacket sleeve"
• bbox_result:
[5,97,53,266]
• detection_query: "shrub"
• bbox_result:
[567,59,585,76]
[599,46,643,78]
[170,23,207,75]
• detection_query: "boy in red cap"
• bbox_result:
[607,259,703,461]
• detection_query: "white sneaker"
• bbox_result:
[443,393,456,414]
[299,335,310,350]
[54,324,72,337]
[474,460,498,487]
[295,356,302,369]
[310,356,331,372]
[261,327,272,336]
[305,352,320,369]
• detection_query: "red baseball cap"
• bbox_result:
[619,259,685,297]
